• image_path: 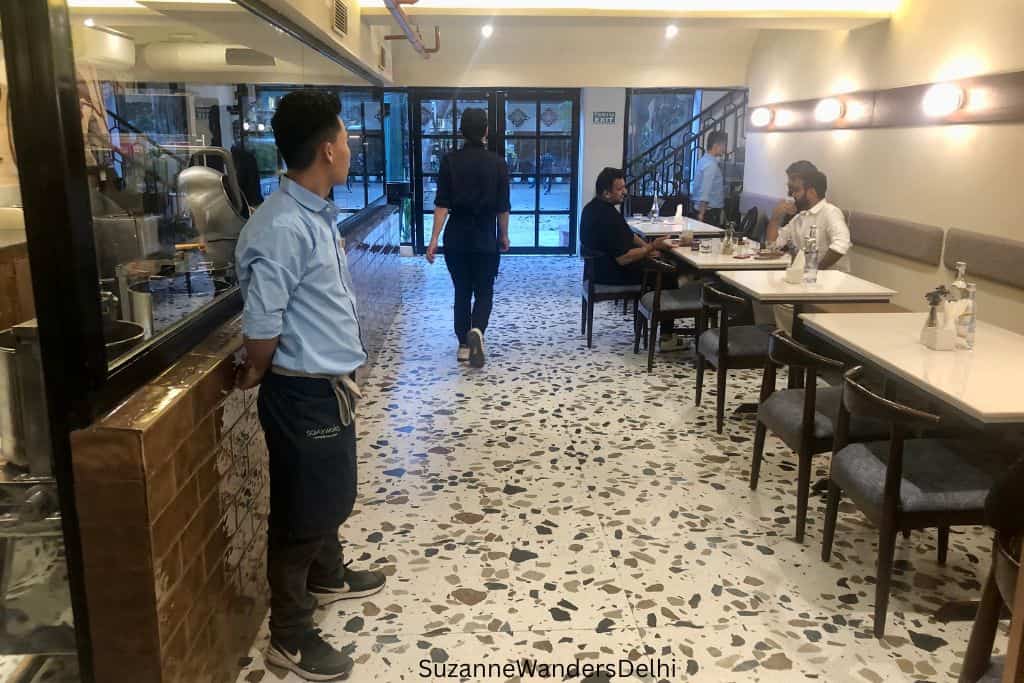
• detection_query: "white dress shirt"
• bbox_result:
[775,198,852,272]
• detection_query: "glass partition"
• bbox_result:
[66,0,378,372]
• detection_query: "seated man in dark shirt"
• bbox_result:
[580,167,692,351]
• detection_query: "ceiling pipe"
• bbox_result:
[383,0,439,58]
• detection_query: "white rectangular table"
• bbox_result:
[716,269,897,342]
[801,312,1024,424]
[670,247,789,271]
[628,217,725,239]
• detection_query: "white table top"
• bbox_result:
[628,217,725,238]
[801,312,1024,424]
[717,269,897,303]
[671,247,789,271]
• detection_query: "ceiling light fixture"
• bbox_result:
[481,24,494,38]
[922,82,965,117]
[814,97,844,123]
[750,107,773,128]
[84,17,96,27]
[256,123,265,132]
[665,24,679,39]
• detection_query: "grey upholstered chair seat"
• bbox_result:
[832,439,1016,517]
[639,284,703,316]
[585,281,642,297]
[698,323,773,363]
[759,385,889,452]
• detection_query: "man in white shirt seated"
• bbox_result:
[765,167,852,331]
[772,167,851,271]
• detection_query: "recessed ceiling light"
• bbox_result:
[750,107,773,128]
[922,82,964,117]
[84,17,96,27]
[665,24,679,39]
[481,24,494,38]
[814,97,844,123]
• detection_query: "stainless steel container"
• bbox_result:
[0,331,26,468]
[92,213,161,282]
[129,275,231,339]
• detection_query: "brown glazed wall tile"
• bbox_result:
[70,427,144,482]
[158,549,205,646]
[192,356,237,424]
[147,453,177,520]
[79,523,151,570]
[75,478,147,532]
[174,415,217,484]
[150,480,199,561]
[105,385,196,475]
[152,353,221,391]
[161,621,188,683]
[154,541,182,606]
[190,315,242,359]
[182,489,221,561]
[194,451,219,505]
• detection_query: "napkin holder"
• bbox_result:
[671,203,683,224]
[920,292,958,351]
[784,249,805,284]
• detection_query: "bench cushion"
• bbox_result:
[944,228,1024,290]
[803,302,908,315]
[848,210,944,266]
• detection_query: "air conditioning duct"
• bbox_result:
[142,43,277,73]
[71,25,136,70]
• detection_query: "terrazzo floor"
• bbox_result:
[236,256,1001,682]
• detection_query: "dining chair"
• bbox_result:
[738,207,759,239]
[960,531,1019,682]
[634,262,702,373]
[658,195,689,217]
[580,248,642,349]
[751,332,889,542]
[695,284,774,433]
[821,368,1018,637]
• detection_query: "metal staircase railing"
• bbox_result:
[624,89,748,216]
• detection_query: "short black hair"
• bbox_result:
[786,159,818,176]
[271,90,343,171]
[792,168,828,197]
[595,167,625,196]
[460,108,488,143]
[706,130,728,150]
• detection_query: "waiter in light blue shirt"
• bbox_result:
[234,91,385,681]
[691,129,727,226]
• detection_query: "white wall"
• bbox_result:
[578,88,627,238]
[387,17,754,88]
[743,0,1024,332]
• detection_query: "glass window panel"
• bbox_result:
[422,175,439,208]
[67,0,376,364]
[539,215,570,248]
[540,139,572,175]
[539,178,570,211]
[505,138,537,176]
[421,138,453,174]
[509,180,536,212]
[365,136,385,204]
[384,91,411,183]
[424,213,434,243]
[421,99,454,134]
[539,100,573,136]
[505,100,536,135]
[507,214,536,249]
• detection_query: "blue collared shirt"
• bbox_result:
[692,153,724,209]
[236,176,367,376]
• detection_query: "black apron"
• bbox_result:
[258,372,358,539]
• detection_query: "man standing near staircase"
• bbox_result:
[692,130,727,226]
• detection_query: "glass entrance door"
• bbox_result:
[411,89,580,254]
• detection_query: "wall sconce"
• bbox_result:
[814,97,845,123]
[922,83,965,117]
[665,24,679,39]
[750,107,773,128]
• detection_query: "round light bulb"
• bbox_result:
[481,24,494,38]
[257,123,266,132]
[242,122,250,131]
[665,24,679,39]
[84,18,95,27]
[814,97,844,123]
[750,107,773,128]
[922,82,964,118]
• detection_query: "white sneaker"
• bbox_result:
[659,334,689,352]
[467,328,485,368]
[457,345,470,362]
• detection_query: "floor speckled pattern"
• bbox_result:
[236,256,1001,682]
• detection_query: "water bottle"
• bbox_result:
[950,261,968,301]
[964,283,977,349]
[804,224,819,284]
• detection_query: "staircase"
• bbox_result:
[624,89,748,218]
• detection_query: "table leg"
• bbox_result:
[787,304,806,389]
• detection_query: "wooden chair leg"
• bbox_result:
[750,421,767,490]
[633,313,642,354]
[581,297,587,335]
[586,300,595,348]
[873,515,899,638]
[937,527,950,565]
[903,529,911,539]
[821,482,841,562]
[642,320,649,350]
[795,451,813,543]
[959,560,1003,682]
[623,297,628,315]
[715,363,728,434]
[646,320,656,373]
[695,353,705,406]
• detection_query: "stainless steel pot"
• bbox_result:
[0,331,25,468]
[129,275,231,339]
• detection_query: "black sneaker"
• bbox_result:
[309,561,386,605]
[266,629,353,681]
[467,328,485,368]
